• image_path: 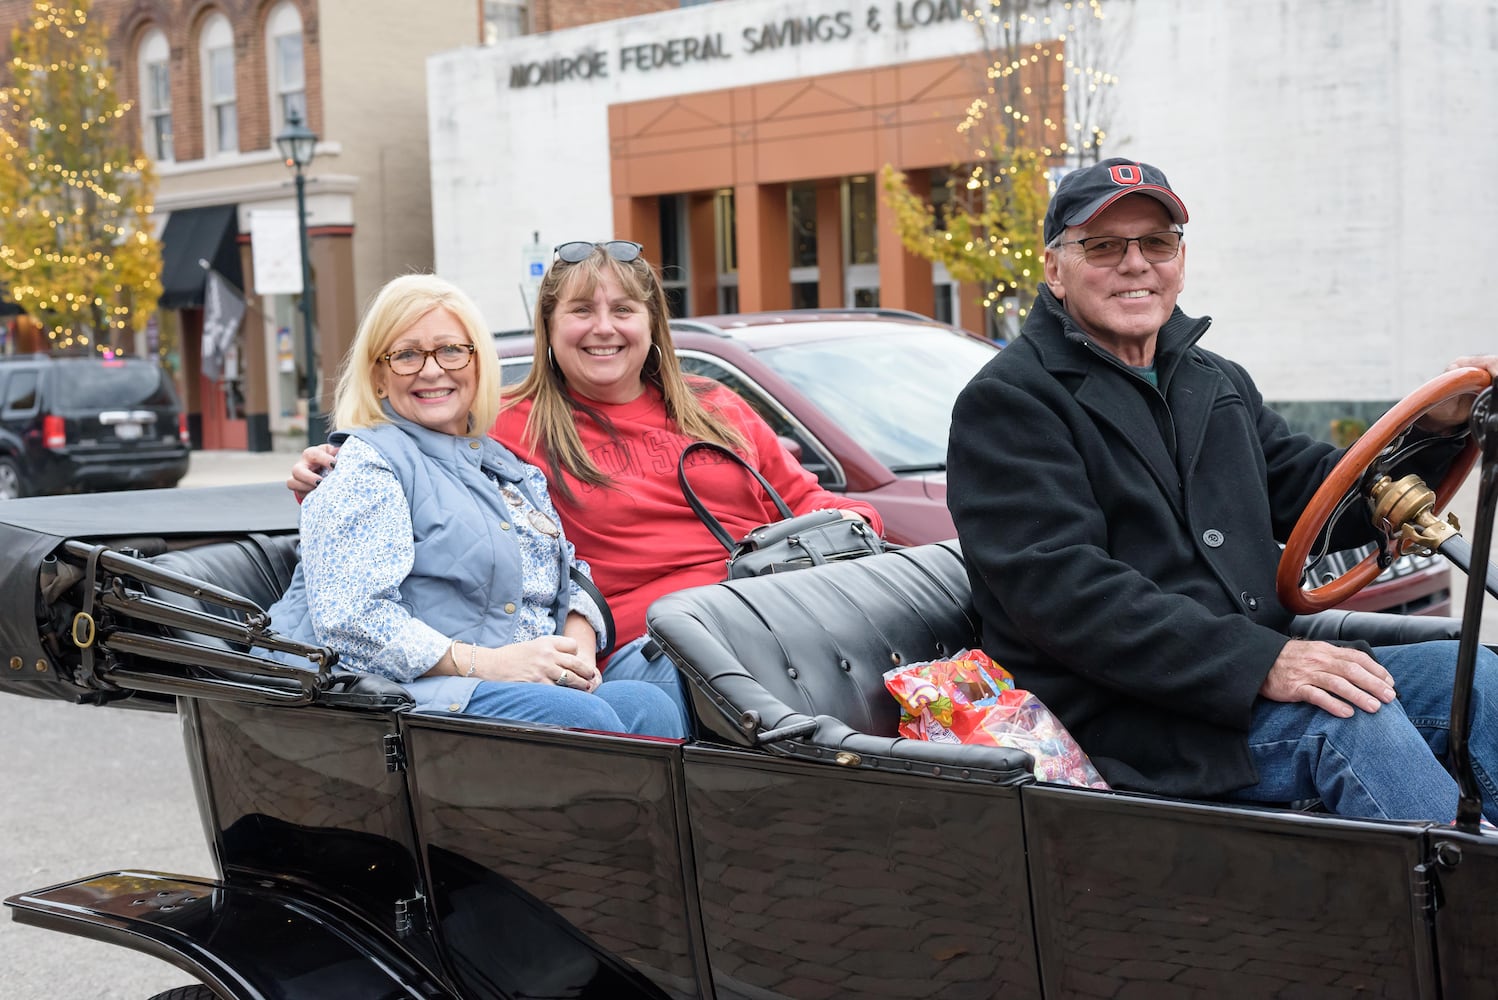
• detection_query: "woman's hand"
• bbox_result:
[288,443,340,499]
[467,635,600,691]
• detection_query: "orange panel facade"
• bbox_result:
[609,51,1059,319]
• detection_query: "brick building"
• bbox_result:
[0,0,476,450]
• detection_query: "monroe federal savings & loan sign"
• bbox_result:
[508,0,969,88]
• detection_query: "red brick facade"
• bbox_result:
[529,0,681,34]
[0,0,322,163]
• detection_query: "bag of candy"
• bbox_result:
[884,648,1109,789]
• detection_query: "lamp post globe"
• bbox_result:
[275,110,322,447]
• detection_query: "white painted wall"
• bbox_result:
[430,0,1498,401]
[1108,0,1498,401]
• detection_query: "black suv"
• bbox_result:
[0,355,190,499]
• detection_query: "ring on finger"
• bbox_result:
[555,669,569,687]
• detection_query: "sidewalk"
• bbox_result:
[178,449,302,489]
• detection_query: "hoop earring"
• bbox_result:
[643,342,663,379]
[547,346,563,379]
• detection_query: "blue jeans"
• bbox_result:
[604,635,692,736]
[1231,641,1498,824]
[463,677,685,739]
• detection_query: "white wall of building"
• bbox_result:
[429,0,1498,401]
[1108,0,1498,401]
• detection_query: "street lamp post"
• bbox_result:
[275,110,322,447]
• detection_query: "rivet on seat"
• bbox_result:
[889,652,903,666]
[787,667,799,679]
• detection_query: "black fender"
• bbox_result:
[5,871,457,1000]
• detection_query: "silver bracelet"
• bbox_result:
[465,642,478,678]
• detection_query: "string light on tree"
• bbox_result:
[883,0,1118,335]
[0,0,162,356]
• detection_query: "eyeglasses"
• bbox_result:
[380,343,476,376]
[553,240,644,265]
[1055,231,1183,267]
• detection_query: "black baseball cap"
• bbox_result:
[1043,157,1189,244]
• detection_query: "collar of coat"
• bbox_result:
[1020,285,1225,518]
[1026,283,1212,393]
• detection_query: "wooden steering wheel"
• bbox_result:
[1276,367,1490,614]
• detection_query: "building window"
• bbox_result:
[200,14,237,155]
[659,194,688,318]
[843,175,878,307]
[788,184,819,309]
[137,28,172,161]
[714,189,738,313]
[266,3,305,136]
[483,1,529,43]
[844,174,877,266]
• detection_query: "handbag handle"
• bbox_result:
[677,441,794,554]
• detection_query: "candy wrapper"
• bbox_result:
[884,649,1109,789]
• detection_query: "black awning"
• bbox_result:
[159,204,243,309]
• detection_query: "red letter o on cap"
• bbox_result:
[1108,164,1141,186]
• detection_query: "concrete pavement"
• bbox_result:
[177,448,303,489]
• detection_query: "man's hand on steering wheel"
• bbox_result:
[1417,355,1498,431]
[1260,640,1397,719]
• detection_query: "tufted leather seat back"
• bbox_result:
[647,541,1034,782]
[144,534,301,650]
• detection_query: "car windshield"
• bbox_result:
[55,361,177,409]
[757,329,997,471]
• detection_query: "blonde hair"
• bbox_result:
[331,273,500,435]
[504,247,745,496]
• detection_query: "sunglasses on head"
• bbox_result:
[553,240,644,264]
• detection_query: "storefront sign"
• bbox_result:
[509,0,965,88]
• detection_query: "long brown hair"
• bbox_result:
[504,246,746,498]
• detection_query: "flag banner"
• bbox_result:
[202,270,247,381]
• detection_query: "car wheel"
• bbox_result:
[0,457,24,500]
[145,988,218,1000]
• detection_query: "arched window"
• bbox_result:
[199,13,237,155]
[265,3,305,135]
[137,27,172,161]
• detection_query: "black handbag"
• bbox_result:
[677,441,886,580]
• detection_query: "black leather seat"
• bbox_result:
[146,534,301,649]
[138,535,411,708]
[647,541,1034,783]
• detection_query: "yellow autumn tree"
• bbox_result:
[0,0,162,355]
[883,0,1119,335]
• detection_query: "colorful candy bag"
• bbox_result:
[884,649,1109,789]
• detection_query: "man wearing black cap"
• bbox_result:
[947,156,1498,822]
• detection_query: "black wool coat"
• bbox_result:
[947,286,1460,797]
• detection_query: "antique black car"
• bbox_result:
[3,372,1497,999]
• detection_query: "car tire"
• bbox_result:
[145,988,218,1000]
[0,456,24,500]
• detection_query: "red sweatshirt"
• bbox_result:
[493,382,883,657]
